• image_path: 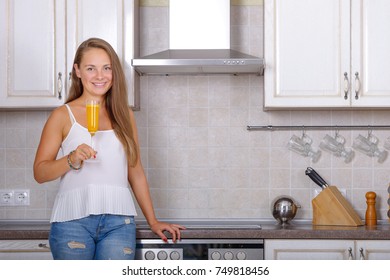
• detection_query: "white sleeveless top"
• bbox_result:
[50,104,137,222]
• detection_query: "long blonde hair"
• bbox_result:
[67,38,138,166]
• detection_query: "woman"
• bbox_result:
[33,38,184,260]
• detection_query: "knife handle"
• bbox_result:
[305,169,325,189]
[305,167,328,189]
[308,167,329,188]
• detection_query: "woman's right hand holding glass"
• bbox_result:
[70,143,97,164]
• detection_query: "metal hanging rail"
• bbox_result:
[246,125,390,131]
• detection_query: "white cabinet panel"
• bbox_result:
[0,0,66,108]
[265,239,353,260]
[12,1,54,93]
[0,0,7,101]
[276,0,347,97]
[0,0,138,109]
[0,240,52,260]
[265,0,390,109]
[67,0,124,61]
[356,240,390,260]
[351,0,390,107]
[265,239,390,260]
[67,0,138,108]
[265,0,350,108]
[78,0,123,51]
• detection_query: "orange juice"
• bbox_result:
[86,102,100,135]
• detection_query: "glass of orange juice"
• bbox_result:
[86,100,100,162]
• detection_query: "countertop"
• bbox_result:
[1,219,390,240]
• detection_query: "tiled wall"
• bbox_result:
[0,111,59,219]
[0,1,389,222]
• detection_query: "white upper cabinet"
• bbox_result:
[264,0,390,109]
[67,0,138,109]
[0,0,66,108]
[351,0,390,107]
[0,0,138,109]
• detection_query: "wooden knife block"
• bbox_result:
[312,186,363,226]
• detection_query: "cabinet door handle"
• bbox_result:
[359,248,365,260]
[343,72,350,100]
[57,72,63,100]
[348,247,353,260]
[354,72,360,100]
[68,72,72,94]
[38,243,50,249]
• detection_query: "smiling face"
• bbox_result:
[74,47,113,99]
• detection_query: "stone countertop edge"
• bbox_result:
[0,222,390,240]
[136,224,390,240]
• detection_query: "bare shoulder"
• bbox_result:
[47,105,69,125]
[42,105,73,139]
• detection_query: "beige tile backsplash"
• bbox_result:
[1,3,390,222]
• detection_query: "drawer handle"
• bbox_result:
[38,243,50,249]
[348,247,353,260]
[359,248,365,260]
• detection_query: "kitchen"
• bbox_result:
[0,0,390,261]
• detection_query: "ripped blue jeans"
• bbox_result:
[49,214,136,260]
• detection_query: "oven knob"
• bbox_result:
[210,251,222,260]
[144,250,155,260]
[236,251,247,260]
[170,251,181,260]
[224,251,234,260]
[157,250,168,260]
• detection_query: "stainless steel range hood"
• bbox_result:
[132,49,264,75]
[132,0,264,76]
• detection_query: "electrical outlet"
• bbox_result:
[14,190,30,206]
[313,188,347,198]
[0,190,30,206]
[0,191,14,206]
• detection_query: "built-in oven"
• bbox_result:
[136,239,264,260]
[135,219,264,260]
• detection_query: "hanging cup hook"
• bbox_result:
[301,125,306,138]
[334,126,339,138]
[367,126,372,137]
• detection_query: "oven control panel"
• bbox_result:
[136,248,183,260]
[209,248,263,260]
[136,239,264,260]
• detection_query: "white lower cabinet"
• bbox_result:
[355,240,390,260]
[0,240,52,260]
[265,239,390,260]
